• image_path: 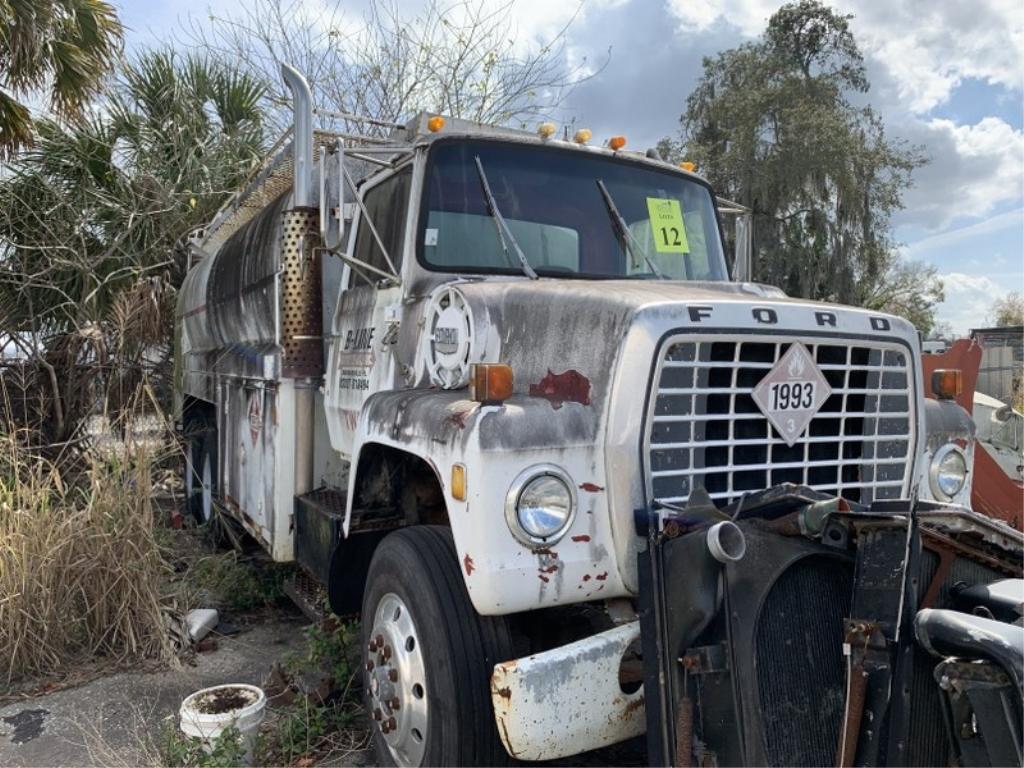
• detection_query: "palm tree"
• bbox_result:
[0,50,266,442]
[0,0,123,155]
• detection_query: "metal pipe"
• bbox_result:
[280,63,314,208]
[706,521,746,563]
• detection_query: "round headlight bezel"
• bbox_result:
[929,443,968,501]
[505,464,577,548]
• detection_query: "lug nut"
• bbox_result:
[387,717,397,731]
[369,640,378,652]
[388,669,398,682]
[382,645,393,660]
[390,697,401,710]
[366,660,375,671]
[373,708,382,721]
[375,634,384,647]
[381,722,391,734]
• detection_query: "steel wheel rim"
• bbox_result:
[200,451,213,523]
[185,449,194,501]
[367,592,428,766]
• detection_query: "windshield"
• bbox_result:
[418,139,728,280]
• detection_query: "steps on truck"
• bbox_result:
[292,488,404,618]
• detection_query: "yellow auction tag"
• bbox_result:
[646,197,689,254]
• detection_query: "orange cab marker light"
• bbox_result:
[470,363,513,405]
[451,464,467,501]
[932,369,963,400]
[538,122,557,139]
[427,115,445,132]
[608,135,627,151]
[573,128,593,144]
[679,161,696,172]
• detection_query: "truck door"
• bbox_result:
[325,166,413,457]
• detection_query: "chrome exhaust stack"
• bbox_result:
[280,63,314,208]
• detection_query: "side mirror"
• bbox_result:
[715,197,752,282]
[732,213,751,282]
[320,138,347,251]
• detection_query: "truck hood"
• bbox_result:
[450,277,918,438]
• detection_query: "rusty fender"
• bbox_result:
[491,622,644,761]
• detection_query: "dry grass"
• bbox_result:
[0,431,180,685]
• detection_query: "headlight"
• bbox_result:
[929,444,968,500]
[505,465,576,547]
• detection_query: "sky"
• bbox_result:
[115,0,1024,335]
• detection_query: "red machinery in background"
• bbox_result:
[923,339,1023,529]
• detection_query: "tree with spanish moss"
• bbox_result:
[663,0,942,333]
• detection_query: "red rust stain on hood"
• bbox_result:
[579,482,604,493]
[529,369,591,409]
[463,554,475,576]
[571,534,591,542]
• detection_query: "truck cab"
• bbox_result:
[175,65,1021,767]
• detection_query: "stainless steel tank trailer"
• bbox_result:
[175,63,1024,767]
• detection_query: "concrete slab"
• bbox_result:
[0,619,309,767]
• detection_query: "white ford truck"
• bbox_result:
[176,66,1022,768]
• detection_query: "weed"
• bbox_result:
[0,434,178,684]
[187,551,292,613]
[289,620,360,686]
[258,619,367,765]
[159,720,248,768]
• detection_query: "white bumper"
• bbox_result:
[490,622,645,761]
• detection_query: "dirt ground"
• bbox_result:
[0,618,373,768]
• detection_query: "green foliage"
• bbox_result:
[261,620,362,764]
[160,721,248,768]
[0,0,123,154]
[287,619,360,686]
[861,259,944,336]
[0,49,265,441]
[990,292,1024,327]
[188,551,291,613]
[262,696,356,765]
[672,0,934,327]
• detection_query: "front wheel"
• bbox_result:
[361,526,515,767]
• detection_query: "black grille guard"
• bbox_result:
[636,486,1024,767]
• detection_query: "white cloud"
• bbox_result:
[849,0,1023,113]
[900,208,1024,259]
[934,271,1014,335]
[899,117,1024,229]
[665,0,778,36]
[662,0,1024,113]
[474,0,628,53]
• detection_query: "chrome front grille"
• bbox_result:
[644,335,916,506]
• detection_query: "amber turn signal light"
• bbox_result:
[470,363,513,404]
[931,369,962,400]
[451,463,467,501]
[608,135,627,150]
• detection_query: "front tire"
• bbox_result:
[361,526,515,767]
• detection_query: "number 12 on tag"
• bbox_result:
[646,197,689,254]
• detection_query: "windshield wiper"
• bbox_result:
[474,156,538,280]
[595,179,666,279]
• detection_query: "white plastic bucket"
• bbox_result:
[179,684,266,764]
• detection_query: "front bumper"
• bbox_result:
[490,622,644,761]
